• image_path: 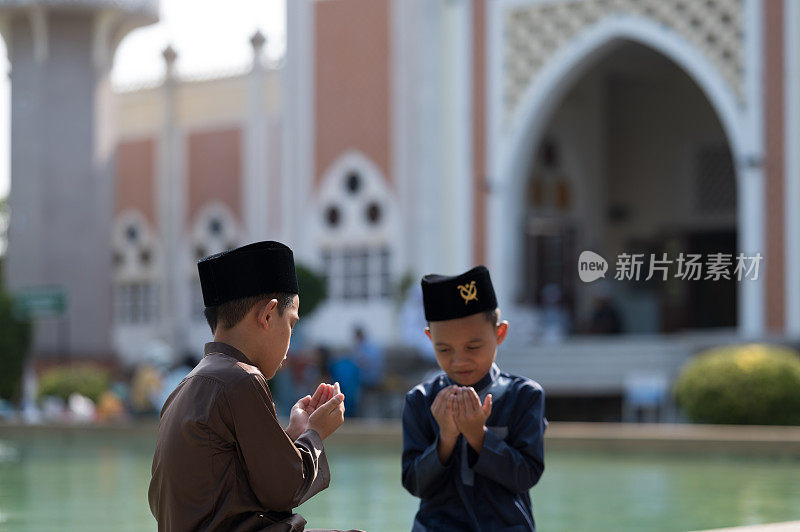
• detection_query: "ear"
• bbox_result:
[495,320,509,346]
[256,298,279,330]
[424,327,432,341]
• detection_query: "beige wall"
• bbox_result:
[115,138,156,226]
[314,0,391,186]
[186,128,243,225]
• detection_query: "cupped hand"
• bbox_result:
[286,382,336,440]
[452,386,492,452]
[430,385,460,442]
[309,382,335,411]
[308,382,346,440]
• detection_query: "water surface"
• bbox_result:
[0,429,798,531]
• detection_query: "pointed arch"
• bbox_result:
[500,15,746,182]
[488,14,762,334]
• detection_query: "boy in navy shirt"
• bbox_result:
[402,266,547,532]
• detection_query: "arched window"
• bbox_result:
[111,211,160,324]
[315,151,396,301]
[188,203,241,319]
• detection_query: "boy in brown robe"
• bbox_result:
[148,241,362,532]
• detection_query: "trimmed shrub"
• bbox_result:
[0,280,32,402]
[38,365,111,403]
[296,264,326,320]
[673,344,800,425]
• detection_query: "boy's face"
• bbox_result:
[255,295,300,379]
[426,312,508,386]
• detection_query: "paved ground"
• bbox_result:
[326,420,800,455]
[4,420,800,455]
[693,521,800,531]
[541,421,800,456]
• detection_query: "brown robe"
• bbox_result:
[148,342,330,532]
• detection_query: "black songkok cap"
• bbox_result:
[421,265,498,321]
[197,241,299,307]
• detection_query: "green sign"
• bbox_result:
[13,286,68,318]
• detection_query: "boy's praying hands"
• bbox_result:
[286,382,345,441]
[430,385,493,462]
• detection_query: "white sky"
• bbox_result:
[0,0,287,199]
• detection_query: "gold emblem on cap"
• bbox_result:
[457,280,478,304]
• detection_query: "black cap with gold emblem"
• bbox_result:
[421,265,498,322]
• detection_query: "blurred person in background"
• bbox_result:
[131,338,173,416]
[586,279,624,334]
[130,362,163,416]
[538,283,570,344]
[329,348,361,417]
[352,325,384,389]
[292,349,321,397]
[156,352,198,411]
[315,345,334,385]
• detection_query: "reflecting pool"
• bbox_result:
[0,429,798,531]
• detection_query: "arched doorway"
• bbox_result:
[488,14,764,341]
[516,41,738,335]
[486,14,763,419]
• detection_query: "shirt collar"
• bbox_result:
[445,362,500,392]
[204,342,255,366]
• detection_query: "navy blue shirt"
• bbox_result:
[402,364,547,532]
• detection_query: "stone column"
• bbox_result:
[1,4,157,358]
[156,44,187,358]
[243,31,269,243]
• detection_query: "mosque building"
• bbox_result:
[3,0,798,417]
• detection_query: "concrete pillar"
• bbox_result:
[243,30,269,243]
[156,44,188,357]
[1,4,157,358]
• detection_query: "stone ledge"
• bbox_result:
[691,521,800,532]
[2,420,800,455]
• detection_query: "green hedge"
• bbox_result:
[0,283,32,402]
[37,365,110,403]
[296,264,326,320]
[674,344,800,425]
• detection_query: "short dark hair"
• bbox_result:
[204,292,295,334]
[483,308,500,327]
[427,308,500,328]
